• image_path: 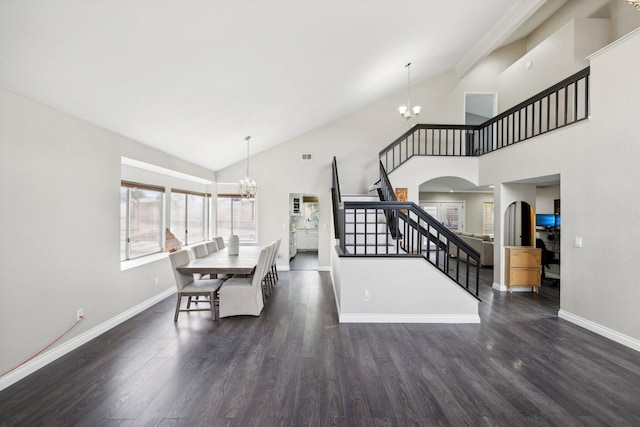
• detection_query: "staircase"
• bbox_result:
[329,68,591,322]
[332,157,481,299]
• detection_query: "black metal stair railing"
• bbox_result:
[331,157,481,298]
[331,156,342,240]
[340,200,480,298]
[380,67,590,173]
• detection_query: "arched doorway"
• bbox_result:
[504,201,534,247]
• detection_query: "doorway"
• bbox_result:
[465,93,497,154]
[289,193,319,271]
[504,201,534,247]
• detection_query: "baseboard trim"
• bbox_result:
[0,287,176,392]
[328,267,342,317]
[317,265,330,272]
[558,309,640,353]
[339,313,481,324]
[492,281,536,292]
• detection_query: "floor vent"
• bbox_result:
[301,153,313,161]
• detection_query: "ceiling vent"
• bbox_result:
[301,153,313,161]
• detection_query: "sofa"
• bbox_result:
[450,231,494,267]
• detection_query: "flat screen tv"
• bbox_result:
[536,214,557,228]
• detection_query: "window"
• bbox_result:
[483,202,494,235]
[121,181,164,260]
[217,194,256,242]
[422,202,464,232]
[171,190,208,245]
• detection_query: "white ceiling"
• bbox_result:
[0,0,551,171]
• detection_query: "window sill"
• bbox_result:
[121,252,168,271]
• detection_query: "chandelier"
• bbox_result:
[398,62,421,120]
[238,136,257,198]
[627,0,640,10]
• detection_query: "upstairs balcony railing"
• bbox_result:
[380,67,590,173]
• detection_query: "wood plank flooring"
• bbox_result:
[289,251,318,271]
[1,270,639,426]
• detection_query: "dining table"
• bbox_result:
[176,246,262,276]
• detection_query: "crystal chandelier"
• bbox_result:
[627,0,640,10]
[398,62,421,120]
[238,136,257,198]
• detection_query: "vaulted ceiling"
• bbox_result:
[0,0,558,171]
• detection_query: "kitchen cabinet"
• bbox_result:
[290,194,302,216]
[289,229,297,258]
[296,229,318,251]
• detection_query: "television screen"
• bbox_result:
[536,214,556,228]
[555,215,561,228]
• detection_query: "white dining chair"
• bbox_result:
[205,240,219,254]
[189,243,209,281]
[218,245,269,318]
[270,239,281,283]
[168,250,225,321]
[191,243,208,259]
[215,236,225,249]
[263,241,278,298]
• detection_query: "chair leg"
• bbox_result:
[174,294,182,321]
[210,292,217,320]
[187,296,192,309]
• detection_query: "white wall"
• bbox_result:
[0,87,215,382]
[332,256,479,323]
[499,18,609,112]
[559,28,640,345]
[536,185,560,214]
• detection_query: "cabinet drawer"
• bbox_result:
[508,268,540,285]
[509,250,541,267]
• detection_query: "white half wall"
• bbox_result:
[331,252,480,323]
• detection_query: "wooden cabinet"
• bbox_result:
[505,246,541,293]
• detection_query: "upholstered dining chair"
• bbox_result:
[191,243,208,259]
[258,242,274,299]
[205,240,219,254]
[263,241,278,298]
[168,250,225,321]
[218,245,269,318]
[270,239,281,283]
[189,243,209,280]
[215,236,225,249]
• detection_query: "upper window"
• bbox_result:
[121,181,164,261]
[171,190,209,245]
[217,194,256,242]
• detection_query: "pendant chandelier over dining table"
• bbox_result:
[238,136,257,198]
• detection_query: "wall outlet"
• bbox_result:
[76,309,84,321]
[364,289,370,302]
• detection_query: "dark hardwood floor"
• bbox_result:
[289,251,318,271]
[1,268,639,426]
